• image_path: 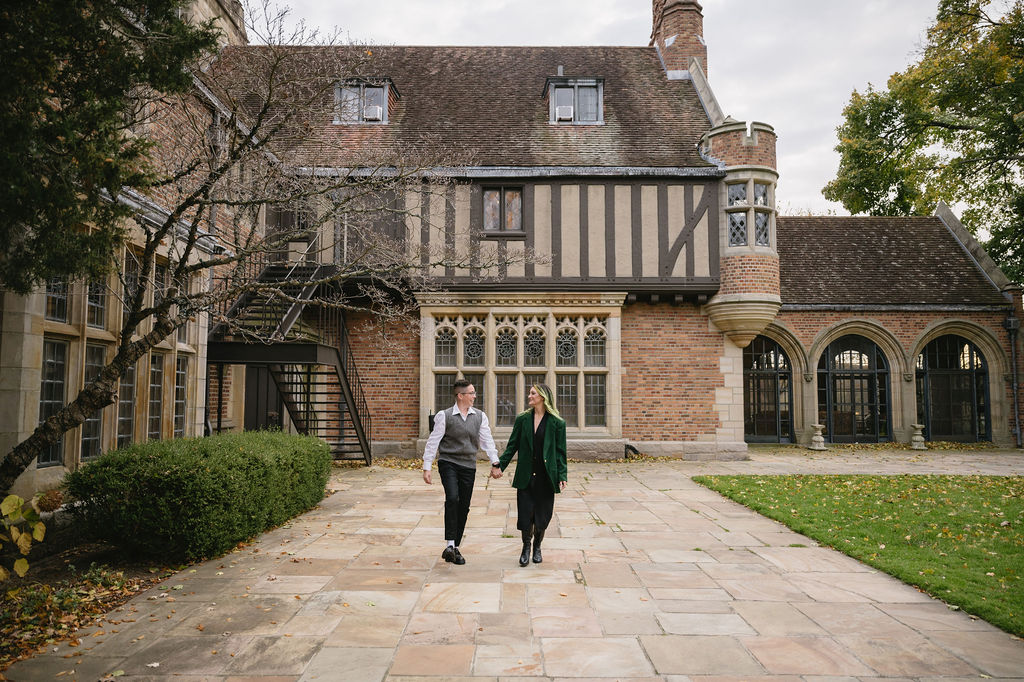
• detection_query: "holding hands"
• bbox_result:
[490,464,503,479]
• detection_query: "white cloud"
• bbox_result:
[274,0,938,214]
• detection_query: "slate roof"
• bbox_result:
[271,45,715,169]
[777,216,1010,307]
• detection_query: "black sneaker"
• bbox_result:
[451,547,466,565]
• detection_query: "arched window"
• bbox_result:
[916,334,990,441]
[495,328,518,367]
[463,328,485,366]
[435,328,456,366]
[743,335,793,443]
[817,335,891,442]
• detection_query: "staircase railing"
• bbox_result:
[319,305,372,464]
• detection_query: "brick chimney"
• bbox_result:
[650,0,707,77]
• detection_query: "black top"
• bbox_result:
[532,412,547,473]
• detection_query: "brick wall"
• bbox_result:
[719,254,780,296]
[346,312,420,441]
[621,303,723,440]
[706,126,777,168]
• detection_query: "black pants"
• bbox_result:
[437,459,476,545]
[517,469,555,532]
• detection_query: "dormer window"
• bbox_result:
[335,80,392,124]
[544,77,603,125]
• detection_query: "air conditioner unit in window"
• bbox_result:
[555,105,574,121]
[363,105,383,121]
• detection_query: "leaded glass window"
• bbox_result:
[916,334,990,442]
[117,363,136,449]
[753,182,770,206]
[87,279,106,328]
[556,329,578,367]
[148,354,164,440]
[754,211,770,246]
[463,328,485,366]
[434,373,457,413]
[38,339,67,466]
[524,329,545,366]
[81,344,106,459]
[174,356,188,438]
[45,278,69,322]
[496,374,517,426]
[727,184,747,207]
[584,329,606,367]
[435,328,456,366]
[556,374,578,427]
[728,213,747,246]
[483,187,523,232]
[463,373,484,410]
[584,375,606,426]
[495,328,517,367]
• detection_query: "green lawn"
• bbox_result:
[693,474,1024,637]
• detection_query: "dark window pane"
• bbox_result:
[434,373,456,414]
[435,328,457,366]
[117,363,136,449]
[556,329,578,367]
[45,278,69,322]
[463,328,485,366]
[87,279,106,328]
[81,344,106,459]
[583,329,605,367]
[524,329,545,366]
[38,339,67,466]
[584,374,606,426]
[495,328,517,367]
[496,374,517,426]
[174,356,188,438]
[556,374,578,427]
[148,354,164,440]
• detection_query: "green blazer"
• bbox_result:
[498,411,567,491]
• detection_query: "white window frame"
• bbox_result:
[334,81,390,124]
[546,78,604,125]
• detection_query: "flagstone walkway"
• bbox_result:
[6,448,1024,681]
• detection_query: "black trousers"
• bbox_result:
[437,459,476,545]
[517,469,555,532]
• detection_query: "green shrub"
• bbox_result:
[63,431,331,562]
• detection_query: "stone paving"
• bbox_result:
[6,448,1024,681]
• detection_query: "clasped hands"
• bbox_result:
[489,464,503,479]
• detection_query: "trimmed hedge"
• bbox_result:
[63,431,331,562]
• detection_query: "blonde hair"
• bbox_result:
[524,382,561,419]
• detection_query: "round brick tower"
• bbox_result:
[701,119,781,347]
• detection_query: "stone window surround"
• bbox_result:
[416,291,625,439]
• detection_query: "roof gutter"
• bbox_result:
[296,165,725,179]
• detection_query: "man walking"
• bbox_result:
[423,379,502,565]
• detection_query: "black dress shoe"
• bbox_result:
[451,547,466,565]
[532,545,543,563]
[442,546,456,563]
[519,543,531,567]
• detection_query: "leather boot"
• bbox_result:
[519,528,531,567]
[532,529,545,563]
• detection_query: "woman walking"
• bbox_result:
[498,383,567,566]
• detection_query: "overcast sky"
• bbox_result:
[276,0,938,215]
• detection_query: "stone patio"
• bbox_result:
[5,448,1024,681]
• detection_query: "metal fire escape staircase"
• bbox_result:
[209,260,372,464]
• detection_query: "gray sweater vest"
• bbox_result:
[438,410,482,468]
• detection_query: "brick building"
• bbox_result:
[2,0,1021,496]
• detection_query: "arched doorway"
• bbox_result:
[916,334,990,442]
[743,335,794,442]
[817,335,891,442]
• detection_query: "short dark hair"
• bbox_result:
[453,379,472,394]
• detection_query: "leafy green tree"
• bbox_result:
[824,0,1024,283]
[0,0,219,294]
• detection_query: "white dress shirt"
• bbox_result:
[422,404,500,471]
